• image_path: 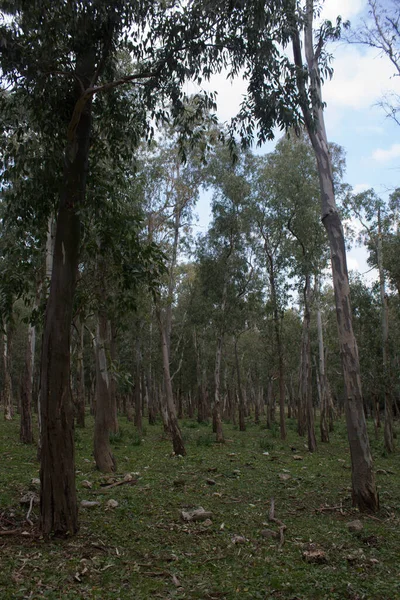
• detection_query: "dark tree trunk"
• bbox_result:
[40,71,95,534]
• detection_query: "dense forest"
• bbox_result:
[0,1,399,598]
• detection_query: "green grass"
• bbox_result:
[1,415,399,599]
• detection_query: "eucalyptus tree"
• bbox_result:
[140,119,211,455]
[344,189,396,452]
[206,0,379,511]
[0,0,222,535]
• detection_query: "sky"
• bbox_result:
[191,0,400,280]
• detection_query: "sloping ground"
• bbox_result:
[1,416,399,600]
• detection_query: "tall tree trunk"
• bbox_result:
[292,3,379,510]
[40,49,96,534]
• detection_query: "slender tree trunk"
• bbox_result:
[292,3,379,510]
[316,286,329,443]
[134,338,142,433]
[75,317,85,428]
[299,275,316,452]
[156,307,186,455]
[3,325,13,421]
[377,211,394,452]
[94,309,116,473]
[20,320,36,443]
[108,321,118,435]
[234,337,246,431]
[265,248,286,440]
[213,332,225,443]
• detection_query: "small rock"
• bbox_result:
[81,500,100,508]
[31,478,41,487]
[346,549,365,563]
[124,473,134,482]
[206,479,216,485]
[279,473,291,481]
[81,480,92,489]
[347,520,363,533]
[303,549,327,563]
[181,507,212,522]
[106,499,119,509]
[260,529,278,539]
[202,518,213,527]
[231,535,247,544]
[20,492,39,505]
[369,558,379,565]
[293,455,303,461]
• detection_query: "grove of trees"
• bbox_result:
[0,0,399,538]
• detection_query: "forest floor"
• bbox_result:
[0,415,399,600]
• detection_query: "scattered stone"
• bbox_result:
[206,479,216,485]
[347,520,363,533]
[106,499,119,509]
[81,500,100,508]
[260,529,279,539]
[181,507,213,522]
[293,455,303,461]
[202,519,213,527]
[31,478,40,487]
[124,473,134,482]
[20,492,39,505]
[81,480,93,489]
[369,558,379,565]
[231,535,247,544]
[346,549,365,563]
[303,549,327,563]
[279,473,291,481]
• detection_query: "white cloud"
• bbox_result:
[322,0,366,23]
[372,143,400,162]
[352,183,371,194]
[347,255,361,271]
[323,45,400,110]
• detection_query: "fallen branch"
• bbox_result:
[26,495,34,526]
[94,479,137,494]
[0,529,22,536]
[268,497,287,550]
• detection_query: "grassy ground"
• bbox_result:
[0,415,399,600]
